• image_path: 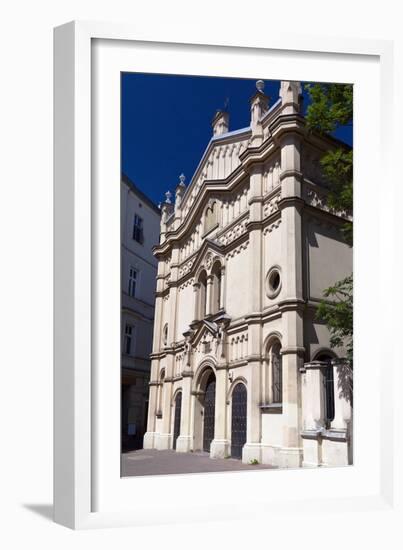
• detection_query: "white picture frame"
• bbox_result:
[54,21,398,530]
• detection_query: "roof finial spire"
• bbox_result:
[178,173,186,187]
[256,79,265,93]
[165,190,172,204]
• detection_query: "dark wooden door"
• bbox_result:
[231,383,247,459]
[173,392,182,450]
[203,375,216,452]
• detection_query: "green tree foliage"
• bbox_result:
[305,83,353,370]
[316,275,353,364]
[305,83,353,245]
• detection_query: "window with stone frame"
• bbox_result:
[264,339,283,405]
[132,213,144,244]
[316,354,335,428]
[198,270,207,318]
[271,342,283,404]
[204,202,217,234]
[211,261,222,313]
[128,266,138,297]
[124,323,135,356]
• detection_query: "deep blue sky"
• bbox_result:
[121,73,352,206]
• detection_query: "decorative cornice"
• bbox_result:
[280,345,305,357]
[280,169,303,182]
[277,298,306,312]
[277,196,305,211]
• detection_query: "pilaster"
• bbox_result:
[156,371,173,450]
[175,371,193,452]
[210,367,230,458]
[206,274,213,316]
[242,360,261,463]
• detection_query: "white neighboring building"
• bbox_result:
[144,81,353,468]
[121,174,160,450]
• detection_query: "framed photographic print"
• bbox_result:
[54,21,396,530]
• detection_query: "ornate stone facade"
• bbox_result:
[144,81,353,468]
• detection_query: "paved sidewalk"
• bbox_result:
[121,448,276,477]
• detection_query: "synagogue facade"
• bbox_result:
[144,80,353,468]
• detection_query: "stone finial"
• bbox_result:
[165,190,172,204]
[256,79,265,93]
[279,81,302,114]
[249,80,269,146]
[178,173,186,188]
[212,109,229,136]
[175,173,186,210]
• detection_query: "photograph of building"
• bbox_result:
[122,76,353,474]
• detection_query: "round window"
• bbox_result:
[266,267,282,298]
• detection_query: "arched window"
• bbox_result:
[271,342,283,404]
[264,338,283,405]
[211,261,222,314]
[205,202,217,233]
[316,353,335,428]
[198,270,207,319]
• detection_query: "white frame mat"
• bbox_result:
[54,21,397,530]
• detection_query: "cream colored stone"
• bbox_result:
[144,81,353,468]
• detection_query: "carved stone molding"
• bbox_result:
[263,219,282,234]
[225,240,249,259]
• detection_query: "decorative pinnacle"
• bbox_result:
[165,190,172,204]
[178,173,186,187]
[256,79,265,93]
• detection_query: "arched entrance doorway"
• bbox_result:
[173,391,182,450]
[231,383,247,459]
[203,373,216,452]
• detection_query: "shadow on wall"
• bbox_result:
[336,362,353,406]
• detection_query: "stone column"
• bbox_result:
[151,260,165,352]
[156,353,174,450]
[219,266,225,310]
[249,80,269,148]
[206,274,213,316]
[143,356,160,449]
[210,366,230,458]
[175,371,193,452]
[192,282,200,322]
[277,127,304,469]
[242,164,263,463]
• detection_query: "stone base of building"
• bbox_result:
[260,444,281,466]
[322,429,350,466]
[155,433,172,450]
[277,446,303,468]
[301,429,350,467]
[143,431,156,449]
[175,435,193,453]
[301,430,322,467]
[242,443,262,464]
[210,439,230,459]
